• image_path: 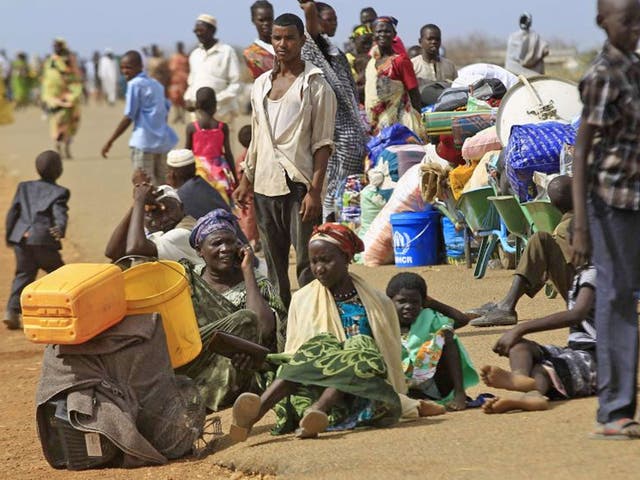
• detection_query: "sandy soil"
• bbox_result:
[1,105,639,479]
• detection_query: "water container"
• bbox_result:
[122,261,201,368]
[21,263,127,344]
[391,210,440,267]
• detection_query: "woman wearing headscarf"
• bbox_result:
[177,209,287,412]
[298,0,367,221]
[364,17,425,138]
[41,38,83,158]
[230,223,445,441]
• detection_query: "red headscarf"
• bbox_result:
[310,223,364,261]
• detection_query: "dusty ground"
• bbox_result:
[1,105,639,479]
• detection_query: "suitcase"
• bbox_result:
[21,263,127,344]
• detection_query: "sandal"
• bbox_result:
[229,393,261,442]
[590,418,640,440]
[469,308,517,327]
[465,302,498,317]
[295,409,329,439]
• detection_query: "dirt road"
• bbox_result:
[1,105,638,479]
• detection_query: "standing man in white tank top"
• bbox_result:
[233,12,337,308]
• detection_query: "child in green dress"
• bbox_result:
[387,272,478,410]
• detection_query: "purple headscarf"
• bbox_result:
[189,209,239,249]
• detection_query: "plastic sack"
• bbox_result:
[442,216,465,259]
[434,86,469,112]
[359,185,392,238]
[366,124,423,167]
[461,126,502,162]
[505,122,576,201]
[363,164,426,266]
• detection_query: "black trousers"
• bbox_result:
[7,243,64,313]
[253,181,318,308]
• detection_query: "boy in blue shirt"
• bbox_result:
[572,0,640,439]
[101,50,177,185]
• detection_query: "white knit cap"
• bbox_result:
[155,185,182,204]
[166,149,195,168]
[196,14,217,27]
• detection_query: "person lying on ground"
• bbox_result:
[386,272,478,411]
[175,209,286,412]
[104,179,201,265]
[481,226,596,414]
[468,175,574,327]
[229,223,445,442]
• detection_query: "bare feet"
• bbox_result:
[445,392,467,412]
[482,391,549,414]
[480,365,537,393]
[418,400,447,417]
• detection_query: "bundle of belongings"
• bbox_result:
[36,314,208,469]
[24,263,211,470]
[422,74,506,168]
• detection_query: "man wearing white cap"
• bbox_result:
[166,148,231,220]
[105,180,202,265]
[98,48,118,105]
[184,14,242,122]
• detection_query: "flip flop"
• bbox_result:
[466,393,496,409]
[469,308,517,327]
[590,418,640,440]
[465,302,497,317]
[295,408,329,439]
[229,392,261,442]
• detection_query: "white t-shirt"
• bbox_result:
[148,228,203,265]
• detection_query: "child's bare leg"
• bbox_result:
[481,340,542,392]
[482,391,549,414]
[530,363,551,396]
[434,330,467,411]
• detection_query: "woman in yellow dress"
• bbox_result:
[41,38,82,158]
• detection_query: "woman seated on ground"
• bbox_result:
[364,16,424,137]
[177,209,287,412]
[230,224,444,442]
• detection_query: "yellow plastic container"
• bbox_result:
[122,261,201,368]
[21,264,127,344]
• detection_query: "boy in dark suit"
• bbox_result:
[4,150,69,329]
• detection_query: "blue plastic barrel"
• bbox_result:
[391,210,440,267]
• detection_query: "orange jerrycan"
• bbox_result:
[21,264,127,344]
[122,260,201,368]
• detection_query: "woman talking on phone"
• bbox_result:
[178,209,287,412]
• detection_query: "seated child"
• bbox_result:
[480,231,596,414]
[185,87,237,199]
[386,272,478,411]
